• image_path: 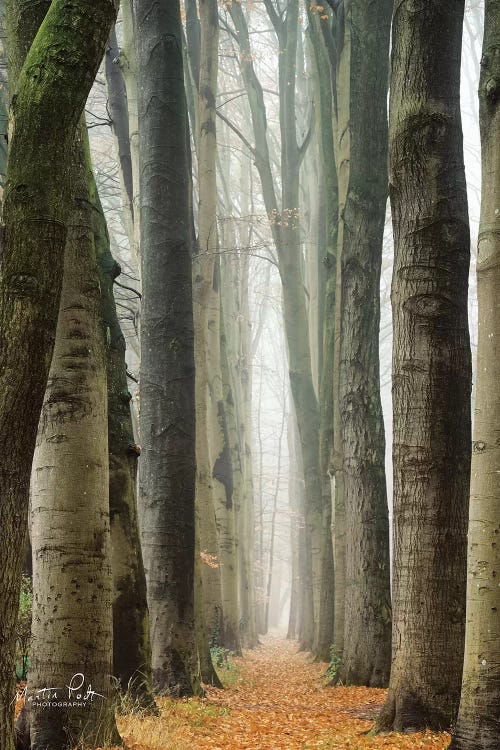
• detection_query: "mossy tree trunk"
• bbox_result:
[449,3,500,747]
[135,0,200,696]
[0,2,118,748]
[27,123,121,750]
[376,0,471,732]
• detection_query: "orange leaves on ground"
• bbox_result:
[119,637,451,750]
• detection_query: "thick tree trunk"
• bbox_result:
[449,4,500,748]
[90,160,155,710]
[0,2,117,748]
[376,0,471,732]
[135,0,200,696]
[334,0,392,688]
[307,11,337,664]
[27,125,120,750]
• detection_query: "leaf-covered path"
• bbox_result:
[119,637,450,750]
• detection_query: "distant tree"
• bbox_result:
[376,0,471,731]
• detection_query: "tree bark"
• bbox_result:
[449,3,500,747]
[307,10,337,664]
[135,0,200,696]
[376,0,471,732]
[194,0,242,655]
[0,2,118,748]
[90,156,155,711]
[27,123,121,750]
[105,26,135,254]
[334,0,392,688]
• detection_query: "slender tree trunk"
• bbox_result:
[449,4,500,747]
[331,2,348,667]
[105,26,135,253]
[135,0,200,696]
[194,0,241,655]
[278,0,320,653]
[376,0,471,732]
[264,375,286,633]
[0,2,118,748]
[27,124,120,750]
[91,161,155,710]
[334,0,392,688]
[120,0,140,272]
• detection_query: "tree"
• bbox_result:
[135,0,200,695]
[449,2,500,747]
[26,124,121,750]
[376,0,471,731]
[334,0,392,688]
[193,0,242,655]
[226,0,320,650]
[92,157,156,711]
[0,1,118,747]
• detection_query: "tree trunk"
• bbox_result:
[91,158,155,710]
[119,0,141,272]
[334,0,392,688]
[307,10,337,663]
[0,2,118,748]
[194,0,241,656]
[376,0,471,732]
[135,0,200,696]
[27,124,120,750]
[449,3,500,747]
[105,26,135,254]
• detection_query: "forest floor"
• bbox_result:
[118,636,451,750]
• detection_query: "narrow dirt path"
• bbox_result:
[119,636,450,750]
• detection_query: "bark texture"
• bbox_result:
[135,0,200,696]
[194,0,241,655]
[91,159,155,710]
[335,0,392,688]
[377,0,471,732]
[27,125,120,750]
[449,3,500,747]
[0,2,117,748]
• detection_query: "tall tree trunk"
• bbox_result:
[331,2,348,667]
[0,2,118,748]
[120,0,141,273]
[449,4,500,747]
[135,0,200,696]
[27,124,120,750]
[278,0,320,652]
[105,26,135,254]
[376,0,471,732]
[307,11,337,664]
[194,0,241,655]
[334,0,392,688]
[91,159,155,710]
